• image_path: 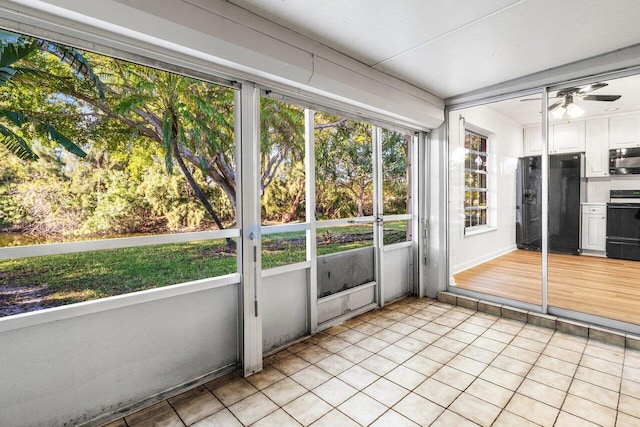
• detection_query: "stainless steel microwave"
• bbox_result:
[610,147,640,175]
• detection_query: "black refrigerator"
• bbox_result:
[516,153,582,255]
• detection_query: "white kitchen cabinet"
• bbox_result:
[585,118,609,177]
[552,121,585,153]
[581,204,606,252]
[609,113,640,148]
[523,126,542,156]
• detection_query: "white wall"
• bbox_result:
[0,0,444,130]
[448,105,523,275]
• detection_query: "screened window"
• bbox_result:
[464,130,488,231]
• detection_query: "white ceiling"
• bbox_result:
[229,0,640,99]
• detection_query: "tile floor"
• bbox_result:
[102,297,640,427]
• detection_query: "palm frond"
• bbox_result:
[0,124,38,160]
[39,124,87,158]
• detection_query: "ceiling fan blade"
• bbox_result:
[582,94,621,102]
[548,101,564,111]
[557,82,608,97]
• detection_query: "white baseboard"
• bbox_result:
[452,244,517,274]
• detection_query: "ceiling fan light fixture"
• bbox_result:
[551,105,566,119]
[567,102,584,118]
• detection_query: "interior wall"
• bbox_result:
[448,105,523,275]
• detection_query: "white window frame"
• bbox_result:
[464,129,490,234]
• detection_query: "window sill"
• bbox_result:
[464,226,497,237]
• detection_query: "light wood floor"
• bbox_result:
[454,249,640,325]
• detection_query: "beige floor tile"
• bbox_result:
[337,344,373,364]
[395,336,428,353]
[554,411,599,427]
[288,341,313,354]
[296,345,332,364]
[420,322,452,336]
[433,316,463,329]
[169,386,224,425]
[251,408,301,427]
[211,378,258,407]
[403,354,442,377]
[129,409,184,427]
[283,392,332,426]
[449,393,500,427]
[562,394,616,427]
[481,328,513,344]
[584,342,625,364]
[569,379,619,409]
[357,336,390,353]
[501,344,540,364]
[471,336,507,353]
[338,365,380,390]
[363,377,409,407]
[392,392,444,426]
[448,354,487,376]
[102,419,126,427]
[620,394,640,418]
[542,344,582,364]
[466,315,497,328]
[290,365,332,390]
[456,321,487,336]
[246,366,286,390]
[549,335,587,353]
[517,378,566,408]
[354,322,383,336]
[372,328,404,344]
[466,378,513,408]
[309,409,359,427]
[420,345,456,364]
[377,344,414,364]
[263,349,293,365]
[535,354,577,376]
[324,325,349,336]
[338,392,388,426]
[446,329,478,344]
[262,378,306,407]
[478,366,523,391]
[228,392,278,426]
[192,409,242,427]
[317,337,351,353]
[271,355,311,376]
[518,325,553,343]
[622,378,640,399]
[574,366,621,392]
[370,410,420,427]
[369,316,396,328]
[626,350,640,369]
[617,413,640,427]
[510,336,546,353]
[315,354,353,376]
[624,366,640,383]
[491,411,539,427]
[459,345,497,364]
[312,377,357,407]
[432,366,475,391]
[408,328,439,344]
[505,393,559,426]
[581,354,623,376]
[388,322,418,335]
[360,354,399,376]
[431,410,479,427]
[491,354,531,377]
[125,401,174,426]
[525,366,572,391]
[384,365,426,390]
[414,377,461,407]
[432,336,468,353]
[492,318,524,335]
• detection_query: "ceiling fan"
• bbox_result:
[521,83,621,118]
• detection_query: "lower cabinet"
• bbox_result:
[581,204,606,252]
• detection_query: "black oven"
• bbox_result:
[610,147,640,175]
[607,194,640,260]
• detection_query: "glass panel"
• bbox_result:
[0,30,238,316]
[547,74,640,327]
[449,95,542,305]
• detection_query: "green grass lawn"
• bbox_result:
[0,223,409,315]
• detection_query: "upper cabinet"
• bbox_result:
[609,113,640,148]
[552,121,586,154]
[523,122,586,156]
[585,118,609,177]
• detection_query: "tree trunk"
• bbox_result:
[282,178,305,222]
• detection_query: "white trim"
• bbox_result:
[317,281,377,304]
[316,216,375,228]
[452,245,517,275]
[0,273,240,334]
[0,229,240,260]
[383,241,413,252]
[261,223,308,235]
[464,226,497,237]
[382,214,412,221]
[261,261,310,278]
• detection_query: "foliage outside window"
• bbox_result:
[381,128,411,245]
[464,130,488,231]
